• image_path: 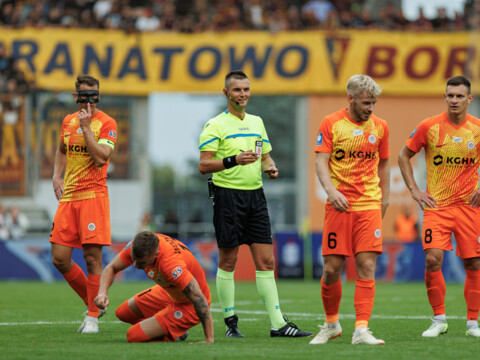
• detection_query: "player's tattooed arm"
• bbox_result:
[183,277,214,343]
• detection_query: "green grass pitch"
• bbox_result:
[0,280,478,360]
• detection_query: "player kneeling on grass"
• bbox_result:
[94,231,214,343]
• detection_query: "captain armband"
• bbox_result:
[223,155,238,169]
[98,138,115,150]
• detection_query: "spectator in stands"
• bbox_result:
[431,7,451,31]
[138,211,155,232]
[135,7,160,32]
[5,205,29,240]
[452,11,466,31]
[394,206,418,243]
[302,0,335,23]
[285,5,304,31]
[411,7,432,32]
[0,204,9,241]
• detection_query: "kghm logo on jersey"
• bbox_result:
[433,155,475,167]
[334,149,376,161]
[69,145,88,153]
[316,132,323,146]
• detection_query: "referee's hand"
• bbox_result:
[237,150,258,165]
[264,165,278,179]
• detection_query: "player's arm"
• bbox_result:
[52,141,67,201]
[468,189,480,207]
[378,158,390,218]
[198,150,257,174]
[79,103,114,167]
[94,253,129,309]
[398,145,437,210]
[315,152,349,211]
[261,152,278,179]
[182,277,214,343]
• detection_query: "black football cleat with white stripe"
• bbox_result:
[225,314,245,338]
[270,317,313,338]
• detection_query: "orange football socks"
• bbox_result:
[321,277,342,324]
[87,274,101,317]
[425,270,446,316]
[116,300,142,324]
[127,323,151,343]
[464,269,480,321]
[354,278,375,329]
[62,263,88,306]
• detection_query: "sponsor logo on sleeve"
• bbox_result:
[316,132,323,146]
[172,266,183,279]
[88,223,96,231]
[108,130,117,138]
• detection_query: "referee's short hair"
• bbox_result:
[225,70,248,88]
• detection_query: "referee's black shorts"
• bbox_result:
[213,186,272,248]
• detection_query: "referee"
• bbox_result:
[198,70,312,339]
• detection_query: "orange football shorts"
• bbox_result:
[322,209,383,257]
[50,197,111,249]
[422,206,480,258]
[133,285,202,342]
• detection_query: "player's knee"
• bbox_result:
[425,255,442,272]
[356,260,376,278]
[323,264,341,282]
[126,323,150,343]
[51,256,69,272]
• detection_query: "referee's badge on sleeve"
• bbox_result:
[316,132,323,146]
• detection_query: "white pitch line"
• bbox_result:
[0,311,468,326]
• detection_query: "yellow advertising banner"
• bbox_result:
[1,29,479,95]
[0,95,26,196]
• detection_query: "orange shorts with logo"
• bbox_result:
[422,206,480,258]
[133,285,203,342]
[322,209,383,257]
[50,197,111,249]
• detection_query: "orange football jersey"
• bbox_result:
[119,234,211,304]
[60,110,117,201]
[315,108,390,211]
[405,112,480,209]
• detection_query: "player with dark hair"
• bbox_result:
[399,75,480,338]
[50,74,117,333]
[94,231,214,343]
[198,70,312,338]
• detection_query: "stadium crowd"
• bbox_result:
[1,0,479,94]
[0,0,479,33]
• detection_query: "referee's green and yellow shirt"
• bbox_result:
[199,110,272,190]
